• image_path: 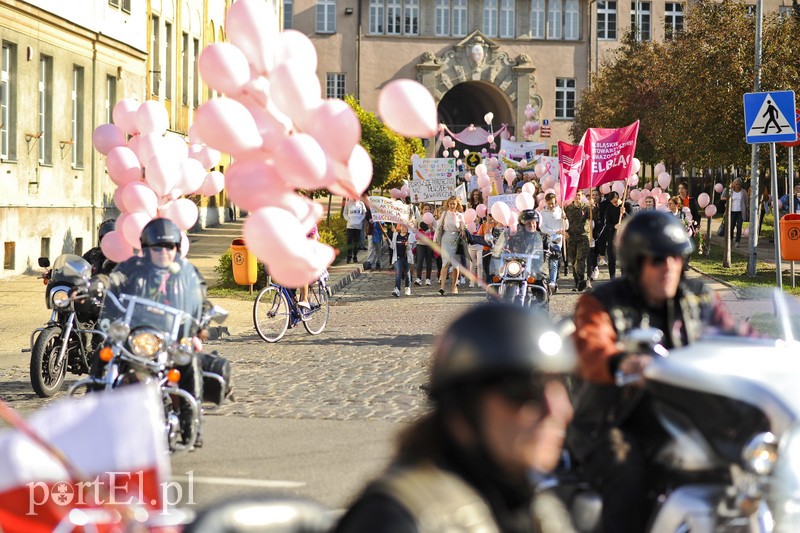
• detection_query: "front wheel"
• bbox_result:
[253,286,290,343]
[30,326,67,397]
[303,281,330,335]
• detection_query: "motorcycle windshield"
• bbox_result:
[503,231,545,273]
[101,292,193,342]
[50,254,92,284]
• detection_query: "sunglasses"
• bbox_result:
[148,244,177,251]
[648,254,681,266]
[488,377,546,407]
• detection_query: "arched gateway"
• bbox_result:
[416,31,541,156]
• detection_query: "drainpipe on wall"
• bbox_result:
[588,0,595,88]
[356,0,362,101]
[90,37,98,245]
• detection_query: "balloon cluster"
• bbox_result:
[188,0,436,286]
[92,99,225,263]
[522,104,539,140]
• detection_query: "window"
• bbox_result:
[38,55,53,165]
[499,0,515,38]
[193,38,200,107]
[664,2,683,37]
[284,0,294,29]
[182,32,189,105]
[434,0,466,36]
[109,0,119,6]
[435,0,450,36]
[1,41,17,161]
[483,0,498,37]
[74,237,83,256]
[452,0,467,36]
[555,78,576,119]
[165,22,173,99]
[405,0,419,35]
[630,1,651,41]
[597,1,616,39]
[564,0,579,40]
[370,0,385,33]
[40,238,50,259]
[122,0,131,12]
[106,75,116,125]
[387,0,402,34]
[151,15,160,95]
[72,66,84,168]
[3,242,14,270]
[530,0,545,38]
[547,0,562,39]
[316,0,336,33]
[326,73,345,99]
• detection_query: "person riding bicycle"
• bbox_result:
[82,219,118,276]
[569,210,753,532]
[335,303,576,532]
[89,218,208,447]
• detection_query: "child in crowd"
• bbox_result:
[391,223,415,297]
[414,204,436,286]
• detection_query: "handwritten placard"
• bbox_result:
[486,194,519,210]
[368,196,411,223]
[409,177,454,202]
[412,158,457,181]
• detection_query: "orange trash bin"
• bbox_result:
[780,214,800,261]
[230,238,258,285]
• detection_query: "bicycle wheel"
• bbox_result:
[303,281,330,335]
[253,286,290,342]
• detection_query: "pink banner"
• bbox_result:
[557,141,587,205]
[582,120,640,188]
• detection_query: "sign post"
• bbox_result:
[743,90,798,289]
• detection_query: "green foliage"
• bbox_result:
[318,214,347,262]
[345,95,425,191]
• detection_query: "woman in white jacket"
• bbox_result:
[435,196,466,295]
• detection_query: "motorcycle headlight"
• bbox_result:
[506,260,522,277]
[51,289,70,308]
[130,331,163,359]
[743,432,778,476]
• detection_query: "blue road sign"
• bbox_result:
[743,90,797,144]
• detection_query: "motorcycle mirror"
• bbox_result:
[621,328,665,355]
[209,306,229,324]
[38,257,50,268]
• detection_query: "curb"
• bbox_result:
[687,264,738,294]
[328,266,364,297]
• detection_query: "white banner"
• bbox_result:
[408,178,454,203]
[499,139,547,159]
[487,194,519,210]
[454,183,467,206]
[368,196,410,223]
[412,158,457,181]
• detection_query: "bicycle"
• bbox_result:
[253,274,331,343]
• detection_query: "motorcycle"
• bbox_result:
[560,290,800,532]
[27,254,104,397]
[488,237,550,310]
[68,290,229,453]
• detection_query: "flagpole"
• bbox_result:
[619,179,630,226]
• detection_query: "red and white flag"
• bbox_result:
[0,385,171,533]
[557,140,589,204]
[582,120,640,188]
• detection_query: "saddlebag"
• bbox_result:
[200,351,231,405]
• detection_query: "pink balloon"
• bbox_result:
[542,176,556,190]
[120,182,158,217]
[522,182,536,195]
[657,172,671,190]
[198,171,225,197]
[164,132,189,161]
[697,192,710,208]
[534,163,546,178]
[160,198,199,231]
[656,204,668,212]
[144,155,180,197]
[226,0,278,75]
[272,133,330,190]
[115,213,129,233]
[273,29,318,73]
[714,183,724,194]
[100,231,134,263]
[644,182,653,190]
[638,197,648,209]
[180,231,190,258]
[269,62,323,130]
[306,99,361,163]
[400,184,410,197]
[705,205,717,217]
[113,187,128,212]
[475,164,488,178]
[245,102,292,152]
[226,160,289,212]
[477,175,491,189]
[490,202,511,226]
[476,204,487,218]
[631,158,641,175]
[326,144,373,199]
[106,146,142,186]
[515,192,535,211]
[743,227,750,238]
[198,43,251,96]
[112,98,141,135]
[600,184,611,195]
[135,101,169,136]
[377,79,437,138]
[92,124,126,155]
[629,189,640,202]
[136,133,169,166]
[389,188,400,199]
[422,211,435,225]
[503,168,516,185]
[175,158,207,196]
[655,163,666,176]
[611,181,625,195]
[121,212,152,249]
[652,187,662,196]
[640,189,651,197]
[660,193,671,205]
[127,134,140,156]
[194,98,263,156]
[188,144,222,170]
[482,186,492,199]
[627,174,639,187]
[507,211,519,231]
[464,208,477,225]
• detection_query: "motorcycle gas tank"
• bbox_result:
[645,337,800,465]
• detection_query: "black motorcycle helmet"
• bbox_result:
[618,210,694,279]
[518,209,541,226]
[98,219,116,243]
[140,218,182,251]
[427,303,575,402]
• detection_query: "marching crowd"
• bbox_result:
[341,176,710,298]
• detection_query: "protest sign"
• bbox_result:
[487,194,519,210]
[408,178,454,202]
[499,139,547,160]
[368,196,411,223]
[412,158,457,181]
[454,184,467,205]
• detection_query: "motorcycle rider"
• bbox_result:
[82,219,117,275]
[335,303,576,533]
[569,210,752,533]
[89,218,207,447]
[503,209,544,254]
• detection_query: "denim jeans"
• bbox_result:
[548,255,560,284]
[395,257,410,289]
[730,211,744,243]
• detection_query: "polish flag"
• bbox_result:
[0,385,171,533]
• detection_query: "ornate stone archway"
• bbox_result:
[416,31,541,154]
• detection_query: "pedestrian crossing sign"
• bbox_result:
[743,90,797,144]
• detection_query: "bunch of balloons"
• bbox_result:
[189,0,436,286]
[522,104,539,140]
[92,99,225,263]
